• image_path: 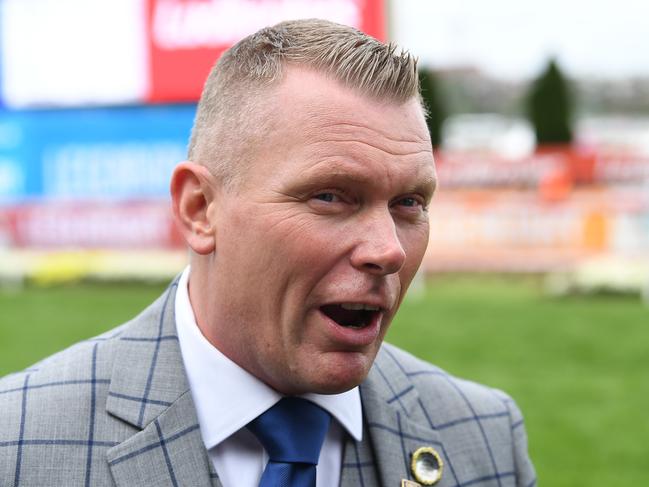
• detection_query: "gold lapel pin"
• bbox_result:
[410,446,443,485]
[401,480,422,487]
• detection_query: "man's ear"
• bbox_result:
[170,161,219,255]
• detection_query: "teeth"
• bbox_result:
[340,303,380,311]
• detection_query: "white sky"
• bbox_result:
[390,0,649,79]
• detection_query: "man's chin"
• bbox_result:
[299,351,375,395]
[263,348,378,395]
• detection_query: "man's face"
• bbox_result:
[201,68,436,395]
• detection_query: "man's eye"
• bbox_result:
[313,193,338,203]
[396,196,424,208]
[399,197,418,207]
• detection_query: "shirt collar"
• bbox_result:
[175,266,363,449]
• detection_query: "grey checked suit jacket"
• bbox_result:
[0,280,536,487]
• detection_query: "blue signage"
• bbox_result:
[0,104,196,202]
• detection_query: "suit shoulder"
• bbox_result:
[378,342,517,415]
[0,282,175,388]
[0,322,127,421]
[0,284,173,418]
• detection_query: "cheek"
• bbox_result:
[264,213,349,264]
[399,225,430,273]
[222,213,343,312]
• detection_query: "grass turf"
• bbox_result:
[1,277,647,485]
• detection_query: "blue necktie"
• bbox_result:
[247,397,331,487]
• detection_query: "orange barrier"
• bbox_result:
[422,187,649,272]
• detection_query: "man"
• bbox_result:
[0,19,535,487]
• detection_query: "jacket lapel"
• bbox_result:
[340,345,447,487]
[104,280,219,487]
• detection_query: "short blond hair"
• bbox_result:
[188,18,420,186]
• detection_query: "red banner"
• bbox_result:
[2,202,183,249]
[146,0,386,102]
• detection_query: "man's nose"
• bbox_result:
[349,210,406,276]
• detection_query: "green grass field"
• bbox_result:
[1,277,647,485]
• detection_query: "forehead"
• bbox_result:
[271,68,430,146]
[249,68,435,187]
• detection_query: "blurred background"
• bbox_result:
[0,0,647,485]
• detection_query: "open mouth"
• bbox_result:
[320,303,381,329]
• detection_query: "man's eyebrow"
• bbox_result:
[287,170,373,194]
[409,172,438,198]
[295,160,438,196]
[303,167,373,184]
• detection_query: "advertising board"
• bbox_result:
[146,0,386,102]
[0,2,3,110]
[0,0,386,107]
[436,147,649,188]
[0,0,147,108]
[423,188,649,272]
[3,201,180,249]
[0,104,195,201]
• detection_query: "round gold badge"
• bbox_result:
[410,446,443,485]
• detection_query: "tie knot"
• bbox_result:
[247,397,331,465]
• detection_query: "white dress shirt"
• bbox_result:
[174,267,363,487]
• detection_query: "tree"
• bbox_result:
[418,69,447,148]
[526,59,575,145]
